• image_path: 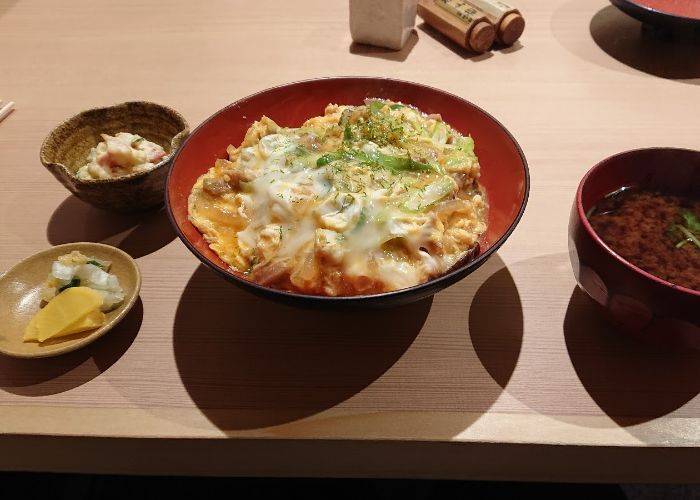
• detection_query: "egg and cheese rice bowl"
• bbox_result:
[188,99,487,296]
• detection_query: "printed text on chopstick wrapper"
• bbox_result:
[467,0,515,19]
[437,0,480,24]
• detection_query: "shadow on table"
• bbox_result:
[495,40,524,54]
[0,299,142,396]
[173,253,524,435]
[550,0,700,85]
[469,265,523,390]
[172,265,430,430]
[349,31,419,62]
[589,5,700,82]
[564,288,700,426]
[47,196,176,258]
[417,22,494,61]
[0,0,19,20]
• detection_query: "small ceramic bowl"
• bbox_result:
[0,242,141,358]
[41,101,189,212]
[569,148,700,347]
[167,77,529,307]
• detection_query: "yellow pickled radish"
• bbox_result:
[54,309,105,338]
[23,287,103,342]
[23,315,40,342]
[23,308,105,342]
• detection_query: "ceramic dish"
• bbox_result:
[569,147,700,347]
[0,243,141,358]
[167,77,529,307]
[40,101,189,213]
[610,0,700,29]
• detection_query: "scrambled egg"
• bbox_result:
[188,100,487,296]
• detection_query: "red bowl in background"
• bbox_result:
[569,148,700,346]
[167,77,529,307]
[609,0,700,29]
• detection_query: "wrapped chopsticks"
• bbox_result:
[0,100,15,124]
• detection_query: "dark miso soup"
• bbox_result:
[587,187,700,291]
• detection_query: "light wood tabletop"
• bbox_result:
[1,0,699,482]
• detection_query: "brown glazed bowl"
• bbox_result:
[167,77,529,307]
[569,148,700,347]
[41,101,189,212]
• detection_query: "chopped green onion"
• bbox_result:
[58,277,81,293]
[339,108,353,127]
[402,177,456,212]
[317,148,434,173]
[675,224,700,250]
[373,151,433,173]
[459,136,475,155]
[369,100,385,114]
[682,210,700,233]
[317,153,340,167]
[669,211,700,250]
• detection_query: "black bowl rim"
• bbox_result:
[576,146,700,298]
[166,76,530,304]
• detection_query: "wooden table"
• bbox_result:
[1,0,699,482]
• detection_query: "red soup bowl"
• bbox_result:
[167,77,529,307]
[569,148,700,346]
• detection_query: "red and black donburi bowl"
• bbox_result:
[166,77,529,307]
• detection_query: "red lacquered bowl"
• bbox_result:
[569,148,700,346]
[167,77,529,307]
[609,0,700,29]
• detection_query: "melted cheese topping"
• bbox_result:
[188,100,487,296]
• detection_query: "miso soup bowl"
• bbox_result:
[569,148,700,346]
